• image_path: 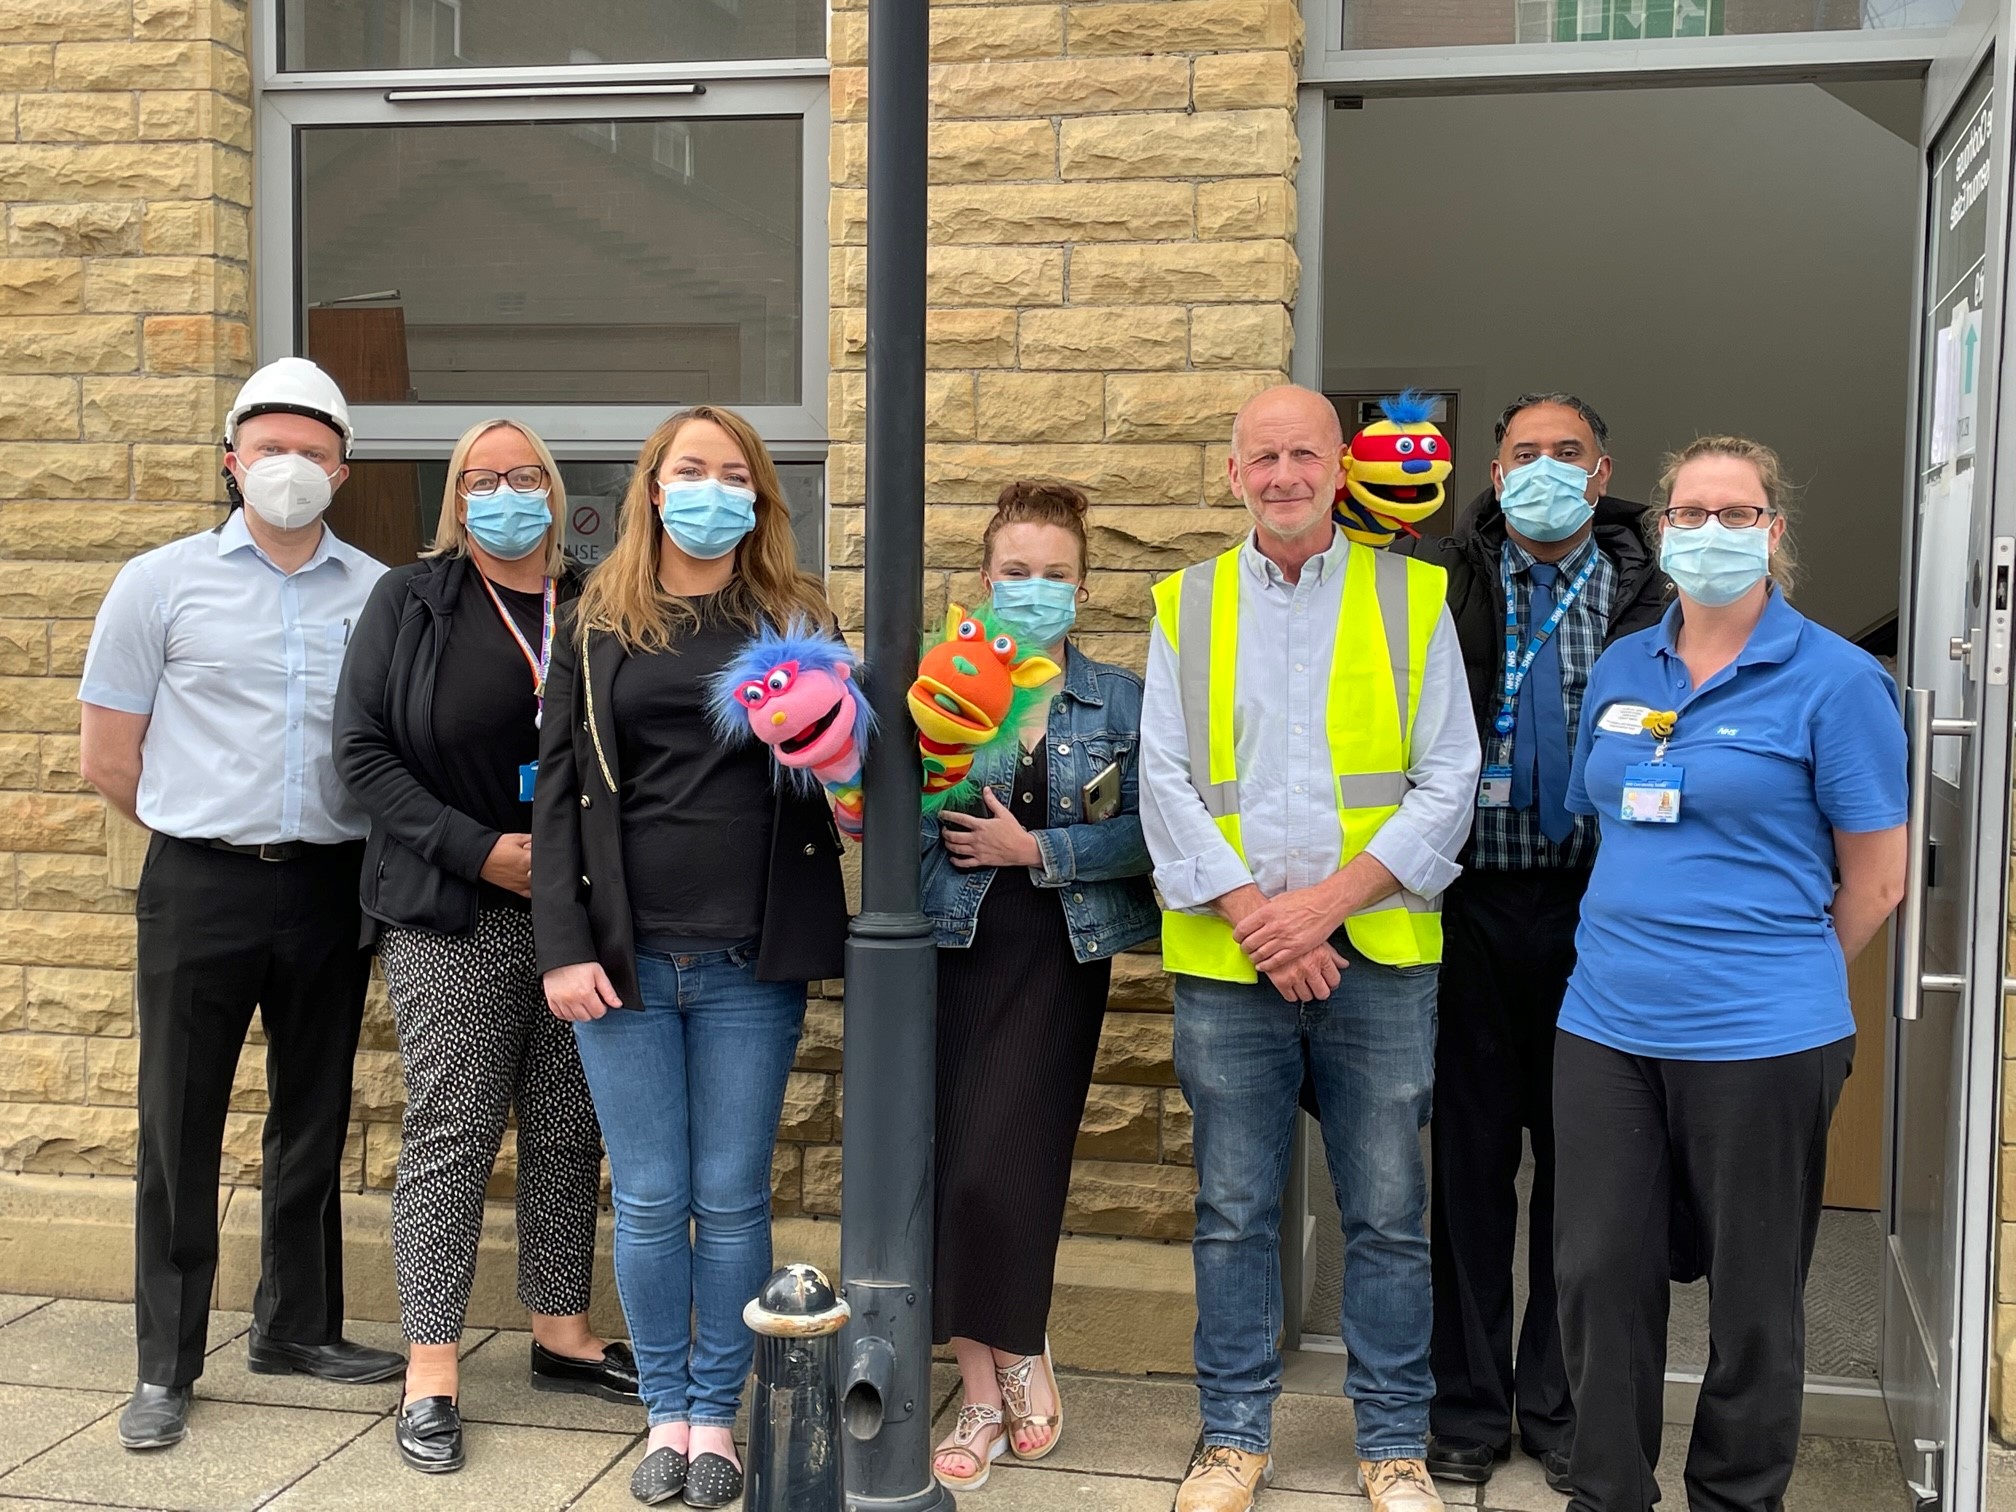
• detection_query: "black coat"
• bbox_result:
[1407,486,1671,745]
[333,552,580,942]
[530,609,848,1009]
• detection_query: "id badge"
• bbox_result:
[1620,762,1682,823]
[1477,763,1512,810]
[518,761,539,803]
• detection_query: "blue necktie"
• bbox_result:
[1510,561,1576,846]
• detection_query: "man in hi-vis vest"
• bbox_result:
[1142,385,1481,1512]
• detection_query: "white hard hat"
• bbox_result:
[225,357,353,456]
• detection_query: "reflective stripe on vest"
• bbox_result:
[1150,541,1449,981]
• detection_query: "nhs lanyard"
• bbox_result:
[479,574,557,728]
[1491,553,1597,740]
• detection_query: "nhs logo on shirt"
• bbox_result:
[1716,726,1740,737]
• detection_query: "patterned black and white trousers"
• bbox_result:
[381,907,604,1344]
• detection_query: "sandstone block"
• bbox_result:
[139,90,252,148]
[830,187,865,247]
[0,442,125,498]
[218,1109,268,1182]
[1019,306,1187,371]
[0,259,83,316]
[83,1036,138,1104]
[54,41,250,95]
[1109,949,1173,1008]
[780,1071,837,1142]
[1197,176,1296,240]
[832,66,865,122]
[86,256,236,315]
[363,1121,399,1190]
[0,48,57,90]
[1067,0,1300,55]
[1094,1011,1176,1084]
[1107,371,1275,443]
[832,121,865,186]
[830,9,867,63]
[932,182,1191,244]
[1191,303,1291,370]
[931,57,1191,119]
[17,965,131,1035]
[828,370,975,443]
[802,1143,841,1215]
[0,376,78,439]
[931,118,1055,182]
[1063,1158,1194,1240]
[0,733,36,789]
[1071,240,1298,305]
[16,93,134,144]
[0,0,133,43]
[143,198,248,257]
[0,907,136,968]
[1193,51,1299,111]
[0,795,106,858]
[1160,1088,1193,1163]
[0,500,219,560]
[931,441,1202,505]
[771,1143,802,1214]
[0,561,118,617]
[1074,1083,1159,1161]
[975,371,1103,443]
[7,201,140,256]
[837,246,1067,308]
[833,498,1243,573]
[0,1034,87,1102]
[1062,109,1294,181]
[929,307,1017,367]
[349,1049,406,1121]
[931,6,1063,60]
[81,374,230,440]
[134,0,245,40]
[0,143,204,200]
[0,1101,135,1174]
[0,314,138,374]
[796,997,843,1072]
[38,733,87,788]
[134,442,224,501]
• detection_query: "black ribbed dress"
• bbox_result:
[932,743,1112,1356]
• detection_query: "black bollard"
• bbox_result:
[744,1263,853,1512]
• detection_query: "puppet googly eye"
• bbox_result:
[957,619,983,641]
[738,682,768,706]
[1421,437,1439,455]
[1396,437,1416,455]
[991,634,1015,658]
[766,667,794,693]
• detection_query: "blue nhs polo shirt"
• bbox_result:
[1560,588,1906,1061]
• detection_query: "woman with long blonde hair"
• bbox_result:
[335,419,634,1477]
[533,405,847,1508]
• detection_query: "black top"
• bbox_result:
[433,579,547,911]
[610,597,774,941]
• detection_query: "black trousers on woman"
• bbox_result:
[1553,1029,1852,1512]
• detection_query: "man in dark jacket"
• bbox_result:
[1410,393,1668,1492]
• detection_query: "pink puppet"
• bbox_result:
[711,621,871,840]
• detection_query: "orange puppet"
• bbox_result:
[907,603,1061,811]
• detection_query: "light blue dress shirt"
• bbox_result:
[78,510,387,846]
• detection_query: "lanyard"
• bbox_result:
[479,574,556,727]
[1491,551,1598,740]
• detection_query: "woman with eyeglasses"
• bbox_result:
[336,420,634,1477]
[1550,436,1907,1512]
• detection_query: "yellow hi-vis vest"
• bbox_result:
[1150,542,1449,981]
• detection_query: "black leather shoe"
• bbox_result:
[395,1395,465,1474]
[530,1339,642,1404]
[118,1382,191,1451]
[245,1329,405,1383]
[629,1447,689,1505]
[1425,1434,1508,1485]
[1526,1441,1573,1494]
[684,1452,743,1509]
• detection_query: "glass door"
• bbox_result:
[1887,5,2015,1505]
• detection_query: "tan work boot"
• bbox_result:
[1358,1457,1446,1511]
[1175,1444,1273,1512]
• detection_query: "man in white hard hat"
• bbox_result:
[78,357,399,1452]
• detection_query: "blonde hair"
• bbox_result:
[574,405,831,652]
[427,419,569,577]
[1653,434,1801,597]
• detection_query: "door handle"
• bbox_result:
[1896,688,1979,1021]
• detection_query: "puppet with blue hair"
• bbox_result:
[709,621,871,840]
[1335,388,1453,547]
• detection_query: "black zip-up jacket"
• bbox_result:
[529,608,848,1010]
[334,552,580,942]
[1404,486,1672,745]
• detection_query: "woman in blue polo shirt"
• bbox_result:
[1552,436,1907,1512]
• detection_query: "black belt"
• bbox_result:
[189,837,312,863]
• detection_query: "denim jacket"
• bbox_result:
[921,643,1159,963]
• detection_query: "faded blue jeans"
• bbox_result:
[571,942,805,1428]
[1174,941,1438,1461]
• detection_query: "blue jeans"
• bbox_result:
[1173,944,1438,1460]
[571,943,805,1428]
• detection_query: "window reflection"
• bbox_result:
[1339,0,1960,48]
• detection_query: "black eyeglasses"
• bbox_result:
[1661,505,1775,530]
[458,464,549,496]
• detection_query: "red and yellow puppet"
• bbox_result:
[1335,389,1452,548]
[908,604,1060,811]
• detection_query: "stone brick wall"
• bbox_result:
[822,0,1303,1240]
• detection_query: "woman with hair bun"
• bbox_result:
[921,480,1158,1492]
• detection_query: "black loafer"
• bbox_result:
[629,1447,689,1505]
[246,1329,405,1384]
[531,1339,642,1404]
[118,1382,191,1451]
[1425,1434,1508,1484]
[395,1395,465,1474]
[684,1452,742,1509]
[1526,1441,1573,1494]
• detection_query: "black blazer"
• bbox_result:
[333,553,580,942]
[530,609,849,1009]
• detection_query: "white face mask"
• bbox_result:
[239,454,336,531]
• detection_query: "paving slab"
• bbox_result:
[571,1440,725,1512]
[0,1399,371,1512]
[193,1318,447,1413]
[0,1299,51,1329]
[0,1384,123,1475]
[0,1300,243,1394]
[1261,1389,1359,1494]
[266,1418,634,1512]
[454,1330,644,1432]
[1255,1491,1370,1509]
[1472,1452,1564,1512]
[977,1463,1181,1511]
[933,1373,1200,1482]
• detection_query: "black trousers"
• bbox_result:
[134,834,371,1387]
[1428,866,1584,1454]
[1553,1030,1853,1512]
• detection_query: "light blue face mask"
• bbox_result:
[989,576,1080,648]
[1660,517,1772,606]
[1499,454,1597,543]
[659,478,758,561]
[463,487,552,562]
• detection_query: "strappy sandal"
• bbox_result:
[994,1340,1063,1461]
[933,1403,1008,1490]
